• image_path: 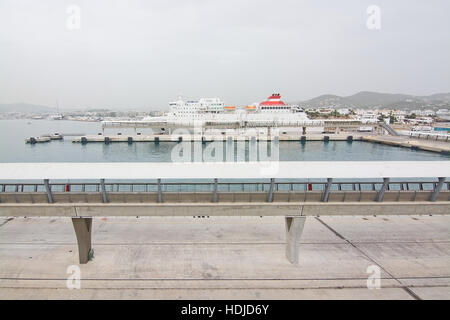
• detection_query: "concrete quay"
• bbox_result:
[0,215,448,300]
[363,135,450,155]
[72,133,363,143]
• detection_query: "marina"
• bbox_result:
[1,119,448,163]
[16,93,450,155]
[2,0,449,303]
[2,95,450,301]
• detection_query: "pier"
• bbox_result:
[0,161,449,299]
[70,132,450,155]
[363,135,450,154]
[72,133,364,143]
[0,161,448,264]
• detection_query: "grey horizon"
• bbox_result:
[0,0,449,110]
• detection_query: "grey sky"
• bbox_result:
[0,0,449,110]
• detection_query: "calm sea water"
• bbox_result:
[0,119,448,162]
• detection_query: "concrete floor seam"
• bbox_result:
[2,285,448,291]
[0,218,14,228]
[314,217,423,300]
[2,240,448,245]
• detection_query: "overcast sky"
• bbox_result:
[0,0,449,110]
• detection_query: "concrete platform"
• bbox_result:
[363,135,450,154]
[0,216,448,300]
[72,133,363,143]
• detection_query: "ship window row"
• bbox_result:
[261,106,290,110]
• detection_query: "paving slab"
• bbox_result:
[0,217,344,244]
[409,287,450,300]
[0,242,381,280]
[318,216,450,243]
[0,287,414,300]
[355,242,450,279]
[0,216,448,299]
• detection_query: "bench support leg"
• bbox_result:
[285,216,306,264]
[72,217,93,264]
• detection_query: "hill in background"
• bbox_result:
[1,91,450,113]
[294,91,450,109]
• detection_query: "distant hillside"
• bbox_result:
[295,91,450,109]
[0,103,56,113]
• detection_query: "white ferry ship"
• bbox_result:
[163,93,310,122]
[115,93,325,135]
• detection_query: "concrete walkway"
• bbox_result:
[363,135,450,154]
[0,215,449,299]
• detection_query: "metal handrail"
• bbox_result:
[1,180,448,193]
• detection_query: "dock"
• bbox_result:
[72,133,364,143]
[363,135,450,155]
[71,133,450,155]
[25,137,51,144]
[26,133,63,144]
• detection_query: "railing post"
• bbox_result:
[71,217,93,264]
[322,178,333,202]
[267,178,275,202]
[285,216,306,264]
[157,178,162,203]
[213,178,218,203]
[376,178,390,202]
[430,177,445,202]
[44,179,54,204]
[100,179,108,203]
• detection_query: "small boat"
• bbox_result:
[25,136,51,144]
[49,133,63,140]
[41,133,63,140]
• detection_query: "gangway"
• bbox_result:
[379,121,400,136]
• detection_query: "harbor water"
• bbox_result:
[0,119,449,163]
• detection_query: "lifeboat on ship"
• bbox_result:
[245,105,257,112]
[224,105,236,112]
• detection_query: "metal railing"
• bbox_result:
[1,180,449,193]
[101,119,369,129]
[409,131,450,142]
[0,162,449,203]
[1,179,448,201]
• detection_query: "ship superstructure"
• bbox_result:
[169,97,224,118]
[165,93,308,121]
[258,93,291,112]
